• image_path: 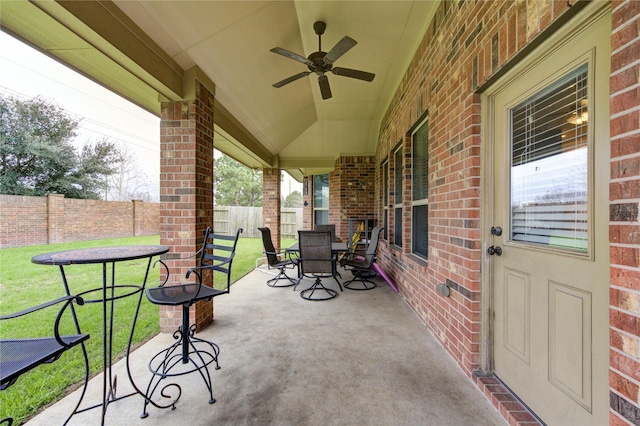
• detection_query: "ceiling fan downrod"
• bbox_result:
[313,21,327,53]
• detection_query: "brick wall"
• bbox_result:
[333,156,376,240]
[0,194,159,248]
[375,0,580,376]
[303,156,376,240]
[372,0,631,425]
[609,1,640,424]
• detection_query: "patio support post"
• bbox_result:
[158,80,215,333]
[262,167,281,248]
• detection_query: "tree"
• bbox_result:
[0,96,124,199]
[283,190,302,208]
[213,155,262,206]
[0,95,122,199]
[105,141,155,202]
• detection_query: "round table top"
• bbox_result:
[31,245,169,265]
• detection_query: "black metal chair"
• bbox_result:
[0,295,90,426]
[342,226,384,290]
[141,227,243,418]
[258,227,297,287]
[293,230,343,301]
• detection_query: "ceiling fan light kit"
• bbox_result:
[270,21,375,100]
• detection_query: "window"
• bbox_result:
[313,174,329,225]
[510,64,588,252]
[382,161,389,240]
[412,119,429,259]
[393,147,403,247]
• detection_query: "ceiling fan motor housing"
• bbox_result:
[308,51,331,75]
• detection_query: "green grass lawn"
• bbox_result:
[0,234,296,425]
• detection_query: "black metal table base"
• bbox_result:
[141,324,219,418]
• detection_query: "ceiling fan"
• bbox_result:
[270,21,375,100]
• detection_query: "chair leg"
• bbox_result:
[141,307,219,418]
[343,270,377,290]
[334,275,343,292]
[266,267,297,287]
[300,276,339,301]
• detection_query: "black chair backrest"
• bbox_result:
[298,231,333,275]
[190,227,243,292]
[258,227,279,266]
[362,226,383,267]
[314,224,336,242]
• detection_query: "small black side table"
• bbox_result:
[32,245,169,425]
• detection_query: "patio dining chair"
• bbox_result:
[258,227,297,287]
[314,224,337,242]
[341,226,383,290]
[294,230,343,301]
[0,295,90,426]
[141,227,243,418]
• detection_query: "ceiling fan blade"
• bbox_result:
[323,36,357,65]
[331,67,375,82]
[273,71,311,88]
[270,47,313,66]
[318,75,332,99]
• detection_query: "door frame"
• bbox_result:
[479,1,611,375]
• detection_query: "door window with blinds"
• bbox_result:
[509,63,589,253]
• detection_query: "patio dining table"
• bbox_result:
[32,245,169,425]
[285,241,348,254]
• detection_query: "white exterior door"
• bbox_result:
[486,6,610,425]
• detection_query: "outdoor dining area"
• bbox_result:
[1,226,504,425]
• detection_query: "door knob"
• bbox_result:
[487,246,502,256]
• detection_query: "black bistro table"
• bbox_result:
[32,245,169,425]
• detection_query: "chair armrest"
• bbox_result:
[1,295,85,348]
[0,295,83,321]
[153,259,171,286]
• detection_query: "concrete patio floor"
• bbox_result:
[27,268,505,425]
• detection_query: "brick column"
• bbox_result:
[46,194,65,244]
[262,168,281,248]
[609,1,640,424]
[132,199,143,236]
[159,81,215,333]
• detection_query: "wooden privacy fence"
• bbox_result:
[214,206,302,238]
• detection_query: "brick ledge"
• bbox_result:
[473,371,544,426]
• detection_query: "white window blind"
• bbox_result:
[510,64,589,252]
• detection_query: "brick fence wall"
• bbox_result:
[0,194,159,248]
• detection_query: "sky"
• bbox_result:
[0,31,161,198]
[0,30,301,199]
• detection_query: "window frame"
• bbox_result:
[393,146,403,248]
[313,173,329,225]
[382,160,389,241]
[411,117,429,260]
